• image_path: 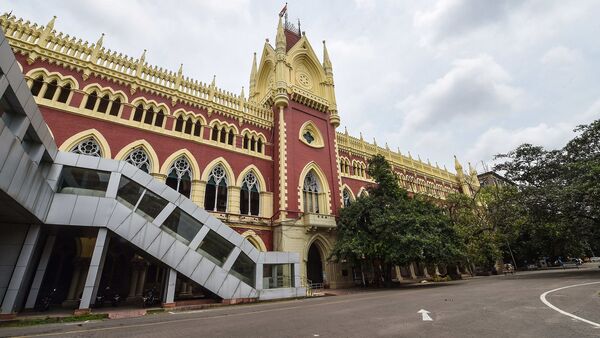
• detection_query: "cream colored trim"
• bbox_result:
[235,165,267,191]
[277,106,288,216]
[113,140,161,175]
[298,120,324,149]
[305,233,333,261]
[297,161,332,215]
[59,128,112,158]
[25,67,80,89]
[341,184,356,201]
[32,99,273,161]
[200,157,236,186]
[240,230,267,252]
[159,149,201,179]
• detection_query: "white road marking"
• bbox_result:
[417,309,433,321]
[169,310,205,315]
[539,281,600,328]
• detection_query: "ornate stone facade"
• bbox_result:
[0,13,479,288]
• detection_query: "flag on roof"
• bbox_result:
[279,3,288,17]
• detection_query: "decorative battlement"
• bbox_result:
[336,131,457,184]
[0,13,274,128]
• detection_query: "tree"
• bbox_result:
[494,119,600,260]
[332,154,464,286]
[445,184,524,271]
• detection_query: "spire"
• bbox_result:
[249,52,257,98]
[45,15,57,32]
[454,155,463,171]
[177,63,183,77]
[344,126,348,135]
[139,49,147,63]
[323,40,332,74]
[276,16,286,53]
[95,33,104,49]
[211,74,216,87]
[240,86,245,99]
[468,162,477,176]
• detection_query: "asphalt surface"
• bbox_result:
[2,265,600,338]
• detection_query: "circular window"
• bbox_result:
[296,72,312,89]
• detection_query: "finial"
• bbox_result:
[385,142,390,150]
[454,155,463,170]
[240,86,245,98]
[373,137,377,146]
[344,126,348,135]
[359,132,363,141]
[46,15,57,30]
[140,49,147,61]
[276,15,286,51]
[177,63,183,75]
[96,33,104,48]
[211,75,216,86]
[408,151,412,159]
[323,40,332,71]
[397,147,401,155]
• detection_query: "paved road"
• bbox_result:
[2,265,600,337]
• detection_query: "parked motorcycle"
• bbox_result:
[142,287,160,308]
[36,288,56,312]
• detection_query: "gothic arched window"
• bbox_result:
[204,165,228,212]
[240,171,260,216]
[71,137,101,157]
[125,148,151,173]
[85,91,98,110]
[343,188,353,207]
[43,80,58,100]
[303,170,321,214]
[57,83,71,103]
[166,157,192,198]
[30,76,44,97]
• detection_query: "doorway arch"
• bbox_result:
[307,243,323,284]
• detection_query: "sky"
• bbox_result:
[4,0,600,173]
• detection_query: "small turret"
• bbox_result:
[323,40,332,75]
[273,16,289,109]
[276,16,286,54]
[249,52,258,99]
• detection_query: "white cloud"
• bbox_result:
[466,123,574,163]
[541,46,582,67]
[414,0,516,45]
[398,54,522,130]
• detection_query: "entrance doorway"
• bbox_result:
[307,243,323,284]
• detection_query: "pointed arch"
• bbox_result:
[357,187,369,198]
[25,68,80,90]
[240,230,267,252]
[341,184,356,207]
[159,149,201,178]
[235,164,267,191]
[201,157,235,186]
[305,233,333,262]
[298,161,331,214]
[114,140,160,174]
[59,128,112,158]
[81,83,128,102]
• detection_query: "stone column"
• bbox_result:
[162,268,177,308]
[77,229,110,314]
[25,235,56,309]
[65,259,83,305]
[229,186,241,214]
[135,262,148,297]
[127,268,139,300]
[1,225,41,318]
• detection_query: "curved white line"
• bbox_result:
[540,281,600,328]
